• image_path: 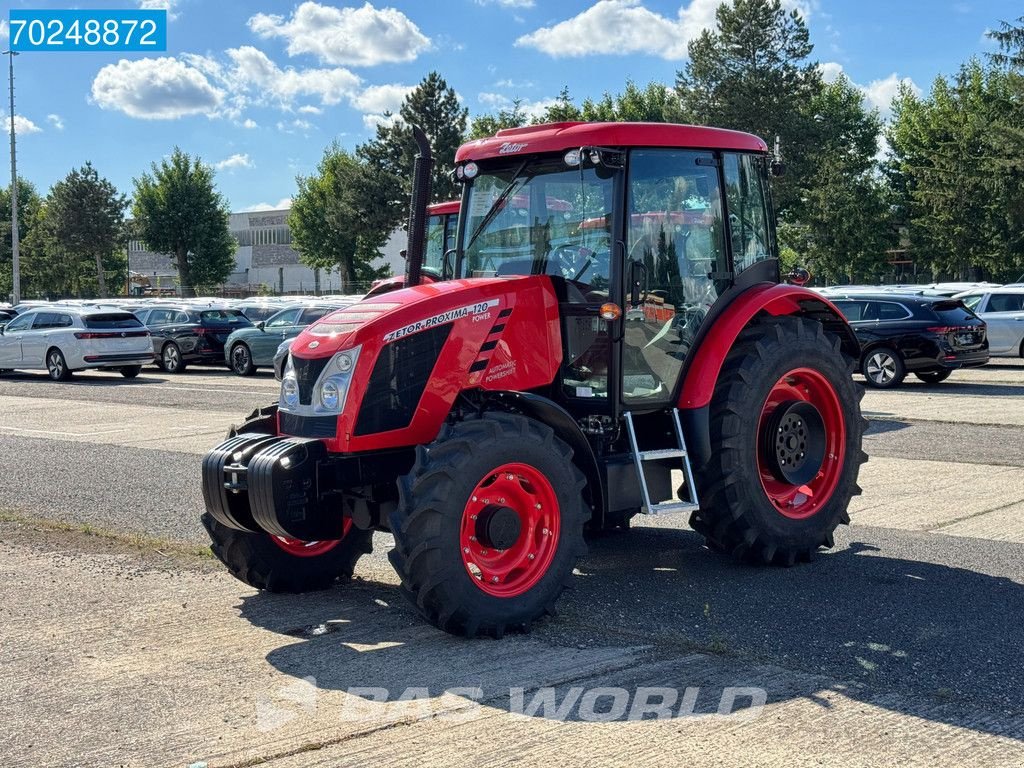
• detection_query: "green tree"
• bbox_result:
[784,76,894,283]
[0,179,47,300]
[358,71,468,212]
[469,99,528,139]
[675,0,821,214]
[131,148,235,297]
[289,143,396,292]
[578,81,685,123]
[42,163,128,298]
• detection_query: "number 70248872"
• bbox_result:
[8,9,167,52]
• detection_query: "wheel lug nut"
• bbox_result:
[472,496,478,502]
[491,576,499,583]
[471,514,478,520]
[499,498,505,504]
[463,547,470,554]
[528,553,535,560]
[542,528,550,535]
[470,536,477,541]
[535,503,542,509]
[506,473,514,480]
[481,549,488,555]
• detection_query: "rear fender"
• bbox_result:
[678,283,859,469]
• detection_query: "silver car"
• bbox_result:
[0,307,154,380]
[955,288,1024,358]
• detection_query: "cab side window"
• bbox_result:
[723,153,773,274]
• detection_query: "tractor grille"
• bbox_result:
[279,412,338,439]
[291,355,331,405]
[355,325,451,436]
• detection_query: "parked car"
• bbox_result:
[223,303,349,375]
[135,305,252,373]
[0,307,153,380]
[236,300,288,323]
[954,287,1024,358]
[272,339,292,381]
[830,293,989,388]
[0,308,17,331]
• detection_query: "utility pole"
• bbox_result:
[4,50,19,305]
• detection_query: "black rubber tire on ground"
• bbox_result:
[202,404,373,593]
[120,366,142,379]
[914,369,952,385]
[689,317,867,566]
[161,342,187,373]
[861,346,905,389]
[389,412,589,638]
[230,342,257,376]
[46,347,73,381]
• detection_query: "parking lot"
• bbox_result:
[2,361,1023,767]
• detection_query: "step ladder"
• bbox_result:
[624,408,700,515]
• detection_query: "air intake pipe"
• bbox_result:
[405,125,434,288]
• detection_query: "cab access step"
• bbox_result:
[624,408,700,515]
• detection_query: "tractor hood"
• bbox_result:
[281,275,563,453]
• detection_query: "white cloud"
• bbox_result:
[517,0,811,60]
[297,105,322,115]
[91,57,223,119]
[225,46,361,108]
[248,1,430,67]
[240,118,258,129]
[363,112,400,131]
[818,61,844,84]
[277,118,314,134]
[350,83,414,113]
[0,20,8,42]
[474,94,557,121]
[4,115,42,135]
[46,114,65,130]
[479,92,511,108]
[241,197,293,212]
[863,73,921,119]
[495,78,534,89]
[215,153,253,170]
[138,0,180,22]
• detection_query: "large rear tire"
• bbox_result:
[689,317,866,565]
[389,412,589,638]
[203,403,373,592]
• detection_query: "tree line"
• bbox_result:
[3,0,1022,300]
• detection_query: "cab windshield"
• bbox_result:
[460,157,614,291]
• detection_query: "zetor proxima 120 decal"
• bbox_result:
[383,299,500,343]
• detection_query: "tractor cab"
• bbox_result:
[449,123,777,420]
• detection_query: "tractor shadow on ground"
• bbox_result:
[238,526,1024,736]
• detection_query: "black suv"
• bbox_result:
[135,305,252,373]
[831,294,989,388]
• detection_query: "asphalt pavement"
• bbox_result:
[1,359,1023,766]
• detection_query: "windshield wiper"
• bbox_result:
[465,159,532,253]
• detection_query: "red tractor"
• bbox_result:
[202,122,866,638]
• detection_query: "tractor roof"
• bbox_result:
[455,121,768,163]
[428,200,461,216]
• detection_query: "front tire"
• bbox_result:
[230,342,257,376]
[46,348,73,381]
[689,317,866,565]
[161,342,187,373]
[389,412,589,637]
[861,346,905,388]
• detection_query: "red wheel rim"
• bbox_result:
[271,518,352,557]
[757,367,845,520]
[460,462,560,597]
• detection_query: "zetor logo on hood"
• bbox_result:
[498,142,528,154]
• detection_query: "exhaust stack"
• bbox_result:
[405,125,434,288]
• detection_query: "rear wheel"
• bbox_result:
[689,317,866,565]
[389,412,589,637]
[203,404,373,592]
[230,342,257,376]
[46,348,73,381]
[120,366,142,379]
[161,342,186,373]
[914,370,951,384]
[861,347,905,388]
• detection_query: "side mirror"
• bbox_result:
[770,161,786,177]
[255,321,265,331]
[785,267,811,286]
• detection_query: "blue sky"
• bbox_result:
[2,0,1018,212]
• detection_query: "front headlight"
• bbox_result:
[282,377,299,407]
[320,379,342,410]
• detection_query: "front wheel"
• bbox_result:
[389,412,589,638]
[230,343,257,376]
[689,317,866,565]
[914,370,951,385]
[162,342,187,374]
[861,347,905,388]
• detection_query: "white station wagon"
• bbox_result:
[0,307,154,381]
[955,288,1024,358]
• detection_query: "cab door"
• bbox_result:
[621,149,729,407]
